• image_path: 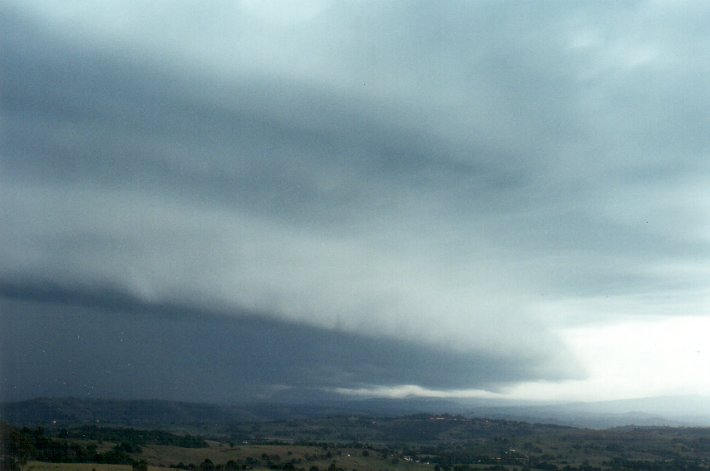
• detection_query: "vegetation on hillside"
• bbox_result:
[3,414,710,470]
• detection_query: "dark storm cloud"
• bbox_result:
[2,1,710,400]
[0,288,561,403]
[0,6,514,227]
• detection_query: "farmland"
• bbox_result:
[5,413,710,470]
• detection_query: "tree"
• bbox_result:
[7,429,36,466]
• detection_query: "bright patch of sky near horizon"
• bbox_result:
[1,0,710,403]
[337,316,710,402]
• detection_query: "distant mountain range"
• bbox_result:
[2,395,710,430]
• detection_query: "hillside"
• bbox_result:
[4,412,710,470]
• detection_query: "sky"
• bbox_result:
[1,0,710,404]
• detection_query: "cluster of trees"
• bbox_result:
[169,459,330,471]
[1,424,141,469]
[163,454,316,471]
[0,422,206,470]
[65,424,207,448]
[605,457,710,471]
[171,459,240,471]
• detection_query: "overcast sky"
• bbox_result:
[2,0,709,404]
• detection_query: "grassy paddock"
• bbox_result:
[24,461,174,471]
[133,444,437,471]
[24,462,133,471]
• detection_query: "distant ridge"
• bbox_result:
[3,395,710,429]
[0,396,410,428]
[0,397,260,427]
[0,396,480,428]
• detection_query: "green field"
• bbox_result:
[24,463,179,471]
[6,414,710,470]
[131,443,437,471]
[24,462,144,471]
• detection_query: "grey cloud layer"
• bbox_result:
[0,289,571,403]
[2,1,709,399]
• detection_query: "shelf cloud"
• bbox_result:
[2,0,709,402]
